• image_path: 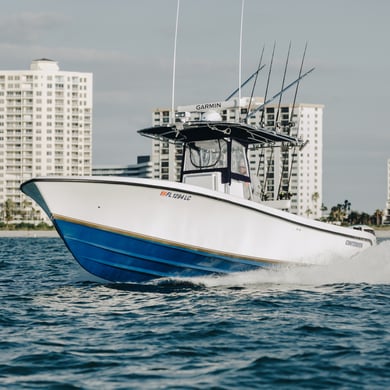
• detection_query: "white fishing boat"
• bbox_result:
[20,116,376,283]
[19,1,376,283]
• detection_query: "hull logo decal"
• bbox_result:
[345,240,363,248]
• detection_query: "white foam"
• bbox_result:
[191,240,390,288]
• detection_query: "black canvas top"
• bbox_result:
[138,121,300,146]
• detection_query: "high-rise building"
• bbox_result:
[93,155,153,178]
[150,97,323,219]
[384,159,390,224]
[0,59,92,222]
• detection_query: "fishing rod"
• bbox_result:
[225,64,266,101]
[246,66,315,119]
[259,41,276,125]
[275,42,291,126]
[284,43,309,200]
[262,147,274,200]
[246,45,265,117]
[256,146,265,177]
[286,146,297,197]
[289,42,308,128]
[275,43,292,200]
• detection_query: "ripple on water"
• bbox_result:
[0,238,390,389]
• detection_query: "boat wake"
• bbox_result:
[74,240,390,291]
[187,240,390,288]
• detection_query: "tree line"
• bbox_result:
[321,199,385,226]
[0,198,53,230]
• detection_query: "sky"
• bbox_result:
[1,0,389,213]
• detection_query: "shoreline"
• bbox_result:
[0,229,389,239]
[375,229,390,239]
[0,230,59,238]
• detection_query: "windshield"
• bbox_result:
[231,139,249,176]
[184,139,227,171]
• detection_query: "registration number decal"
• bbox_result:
[160,190,192,201]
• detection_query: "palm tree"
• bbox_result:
[312,192,319,212]
[4,198,15,227]
[21,199,29,222]
[305,208,313,218]
[329,204,346,223]
[360,212,370,225]
[374,209,383,225]
[312,192,320,204]
[348,211,360,225]
[343,200,351,214]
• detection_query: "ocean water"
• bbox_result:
[1,237,390,389]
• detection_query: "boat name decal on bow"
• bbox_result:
[345,240,363,248]
[160,190,192,201]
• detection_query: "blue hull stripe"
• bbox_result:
[67,235,232,275]
[53,213,283,265]
[54,217,273,283]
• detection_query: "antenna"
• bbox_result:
[238,0,245,107]
[275,42,291,126]
[246,45,265,118]
[171,0,180,124]
[259,41,276,125]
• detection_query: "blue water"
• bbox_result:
[1,237,390,389]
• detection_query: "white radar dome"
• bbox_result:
[201,111,222,122]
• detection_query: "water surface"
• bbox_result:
[1,238,389,389]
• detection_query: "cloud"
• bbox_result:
[0,43,128,66]
[0,12,67,44]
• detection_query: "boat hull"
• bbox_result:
[21,177,376,283]
[53,218,263,283]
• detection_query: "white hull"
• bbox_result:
[21,176,375,282]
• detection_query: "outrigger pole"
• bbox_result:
[225,64,266,101]
[246,66,315,119]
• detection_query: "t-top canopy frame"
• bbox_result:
[138,121,301,147]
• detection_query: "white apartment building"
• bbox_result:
[384,159,390,224]
[0,59,92,222]
[93,155,153,178]
[150,97,323,219]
